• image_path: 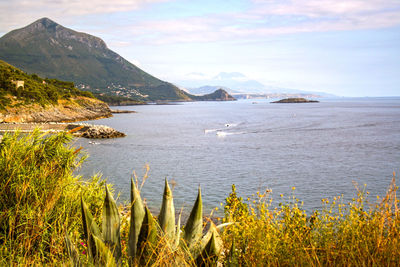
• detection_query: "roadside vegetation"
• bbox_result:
[0,130,399,265]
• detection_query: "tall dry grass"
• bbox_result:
[0,130,106,265]
[221,178,400,266]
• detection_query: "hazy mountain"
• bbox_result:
[186,85,240,95]
[0,18,191,101]
[193,89,236,101]
[178,72,336,97]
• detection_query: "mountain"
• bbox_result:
[177,71,336,97]
[0,18,191,102]
[0,59,111,123]
[193,89,236,101]
[186,85,240,95]
[178,72,266,93]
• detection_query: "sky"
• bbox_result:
[0,0,399,96]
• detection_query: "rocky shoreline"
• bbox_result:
[0,122,126,139]
[110,109,137,114]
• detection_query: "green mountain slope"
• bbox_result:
[0,59,111,122]
[0,18,191,101]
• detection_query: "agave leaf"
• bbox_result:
[81,197,101,260]
[128,177,145,259]
[102,185,122,263]
[137,206,158,265]
[183,186,203,248]
[199,222,223,255]
[196,222,223,266]
[81,197,101,238]
[196,232,219,266]
[216,222,234,231]
[158,178,176,239]
[65,234,81,267]
[92,233,117,267]
[175,208,183,248]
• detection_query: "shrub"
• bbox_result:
[0,130,106,264]
[221,179,400,266]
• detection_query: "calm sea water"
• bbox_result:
[76,98,400,214]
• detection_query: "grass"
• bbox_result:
[0,130,399,265]
[221,181,400,266]
[0,130,106,264]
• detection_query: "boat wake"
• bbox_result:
[204,129,219,134]
[216,131,245,137]
[205,122,242,134]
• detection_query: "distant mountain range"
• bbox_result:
[180,72,336,98]
[0,18,194,102]
[186,85,240,95]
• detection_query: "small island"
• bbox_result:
[271,98,319,103]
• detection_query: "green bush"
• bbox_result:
[0,60,96,108]
[0,130,107,264]
[221,182,400,266]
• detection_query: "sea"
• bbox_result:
[75,97,400,215]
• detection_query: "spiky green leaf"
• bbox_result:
[91,233,117,267]
[81,197,101,238]
[137,206,158,265]
[81,197,101,260]
[184,186,203,247]
[196,223,223,266]
[175,208,182,248]
[102,185,122,263]
[158,178,176,239]
[128,177,145,259]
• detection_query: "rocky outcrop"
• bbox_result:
[271,98,319,103]
[194,89,236,101]
[65,124,125,138]
[0,96,112,123]
[0,122,126,139]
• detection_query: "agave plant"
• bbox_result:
[67,178,226,266]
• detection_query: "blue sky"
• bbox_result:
[0,0,399,96]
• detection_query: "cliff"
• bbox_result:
[0,96,112,123]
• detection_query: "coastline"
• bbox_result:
[0,122,126,138]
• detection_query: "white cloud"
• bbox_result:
[251,0,399,17]
[123,0,400,44]
[1,0,399,44]
[0,0,169,33]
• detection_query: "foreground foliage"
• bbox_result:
[222,182,400,266]
[0,130,106,264]
[0,130,399,266]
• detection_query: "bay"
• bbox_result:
[76,98,400,214]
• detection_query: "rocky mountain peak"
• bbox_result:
[20,17,61,35]
[7,17,107,50]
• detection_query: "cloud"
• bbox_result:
[251,0,399,17]
[185,72,207,80]
[0,0,169,32]
[123,0,400,44]
[1,0,399,44]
